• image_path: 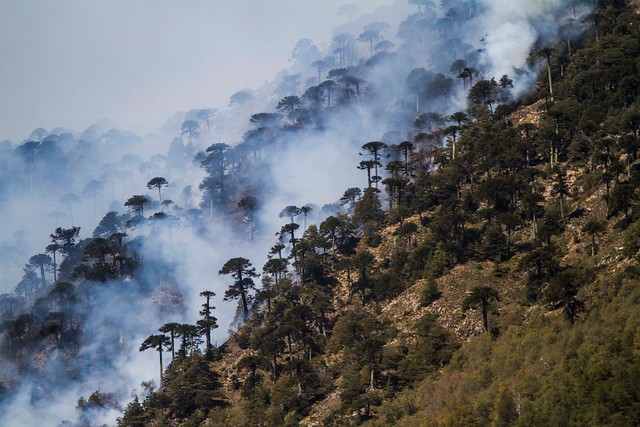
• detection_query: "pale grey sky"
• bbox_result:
[0,0,396,142]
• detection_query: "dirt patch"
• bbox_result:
[509,100,545,127]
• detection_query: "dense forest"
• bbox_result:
[2,0,640,426]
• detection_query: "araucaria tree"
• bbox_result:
[139,334,171,386]
[462,286,500,333]
[147,177,169,201]
[50,226,81,253]
[198,290,218,355]
[360,141,388,190]
[124,195,151,216]
[219,257,259,319]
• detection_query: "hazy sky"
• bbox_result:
[0,0,395,142]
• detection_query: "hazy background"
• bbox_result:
[0,0,398,143]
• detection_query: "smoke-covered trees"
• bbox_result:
[180,120,199,144]
[50,226,81,253]
[11,2,640,425]
[146,177,168,202]
[124,195,151,216]
[198,290,218,356]
[28,254,52,289]
[139,334,171,386]
[229,90,254,107]
[219,257,259,319]
[360,141,388,190]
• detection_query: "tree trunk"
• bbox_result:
[39,264,46,289]
[241,291,249,318]
[482,303,489,332]
[369,363,375,390]
[547,62,554,102]
[158,348,164,387]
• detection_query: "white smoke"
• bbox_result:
[0,1,594,425]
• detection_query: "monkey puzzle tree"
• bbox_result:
[28,253,52,289]
[181,120,200,145]
[146,177,168,202]
[279,205,300,224]
[544,267,588,326]
[83,238,113,265]
[238,195,259,240]
[50,226,81,254]
[468,79,499,113]
[462,286,500,333]
[357,160,379,189]
[46,243,62,282]
[395,141,415,176]
[406,67,430,113]
[229,90,254,107]
[159,322,180,361]
[275,95,302,118]
[536,47,555,102]
[340,187,362,213]
[124,195,151,217]
[198,290,218,355]
[219,257,259,319]
[298,205,313,230]
[361,141,388,190]
[263,258,288,285]
[311,59,328,84]
[582,218,606,257]
[358,29,382,57]
[140,334,171,386]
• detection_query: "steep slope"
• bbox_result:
[116,2,640,426]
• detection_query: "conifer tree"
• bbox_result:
[198,290,218,355]
[139,334,171,386]
[219,257,259,319]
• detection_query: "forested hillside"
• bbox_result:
[2,0,640,426]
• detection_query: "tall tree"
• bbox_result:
[124,195,151,217]
[229,90,254,107]
[198,291,218,356]
[361,141,388,190]
[298,205,313,230]
[146,177,169,202]
[159,322,180,361]
[536,47,555,102]
[28,254,52,289]
[357,160,379,189]
[340,187,362,213]
[279,205,300,224]
[358,29,382,57]
[139,334,171,386]
[311,59,328,84]
[219,258,259,319]
[544,267,587,325]
[406,68,430,113]
[275,96,302,117]
[46,243,61,283]
[181,120,200,145]
[238,195,259,240]
[50,226,81,253]
[462,286,500,333]
[581,218,606,257]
